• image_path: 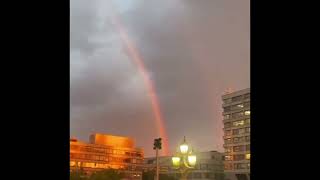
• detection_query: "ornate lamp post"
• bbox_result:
[172,136,197,180]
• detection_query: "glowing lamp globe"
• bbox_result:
[187,155,197,166]
[180,144,189,154]
[172,156,180,167]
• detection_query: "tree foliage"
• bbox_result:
[142,170,177,180]
[89,169,123,180]
[70,170,87,180]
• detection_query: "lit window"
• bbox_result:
[224,114,230,120]
[245,127,250,133]
[245,110,250,116]
[225,155,233,161]
[70,161,76,167]
[225,138,232,144]
[225,147,232,152]
[233,120,244,126]
[237,104,244,108]
[246,154,251,160]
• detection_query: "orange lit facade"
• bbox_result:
[70,133,144,179]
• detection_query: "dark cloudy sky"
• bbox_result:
[70,0,250,157]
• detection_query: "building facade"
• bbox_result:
[222,88,250,180]
[70,133,144,179]
[144,151,224,180]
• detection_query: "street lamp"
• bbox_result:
[172,136,197,180]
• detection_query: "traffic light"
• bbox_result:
[158,138,162,149]
[153,138,162,150]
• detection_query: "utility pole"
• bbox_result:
[153,138,162,180]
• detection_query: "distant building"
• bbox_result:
[222,88,250,180]
[144,151,224,180]
[70,133,144,179]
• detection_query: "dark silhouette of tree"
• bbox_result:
[70,170,88,180]
[142,170,177,180]
[89,169,123,180]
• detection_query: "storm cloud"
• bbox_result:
[70,0,250,156]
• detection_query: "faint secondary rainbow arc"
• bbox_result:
[108,11,169,155]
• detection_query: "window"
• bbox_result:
[225,138,232,144]
[233,145,245,152]
[224,122,231,128]
[224,163,233,170]
[246,144,250,151]
[239,136,245,142]
[237,104,244,108]
[93,155,99,160]
[245,119,250,124]
[224,106,231,112]
[246,154,251,160]
[232,95,243,102]
[70,145,79,151]
[233,129,239,135]
[233,137,239,143]
[245,127,250,133]
[70,161,76,167]
[200,164,208,170]
[244,102,250,107]
[233,120,244,126]
[193,173,201,178]
[233,154,245,161]
[225,147,232,153]
[246,136,250,142]
[239,128,245,134]
[232,112,244,118]
[225,130,232,136]
[245,110,250,116]
[223,98,232,104]
[224,114,230,120]
[234,163,248,169]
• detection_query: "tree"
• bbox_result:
[70,170,87,180]
[142,170,177,180]
[89,169,123,180]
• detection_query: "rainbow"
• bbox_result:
[109,10,170,155]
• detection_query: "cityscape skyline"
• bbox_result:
[70,0,250,157]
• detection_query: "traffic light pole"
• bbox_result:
[154,138,162,180]
[156,148,159,180]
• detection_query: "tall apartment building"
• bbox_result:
[222,88,250,180]
[70,133,144,179]
[143,151,224,180]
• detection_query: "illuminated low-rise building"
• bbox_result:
[70,133,144,179]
